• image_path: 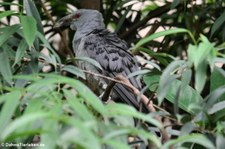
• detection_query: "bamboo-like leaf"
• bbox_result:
[20,15,37,47]
[211,10,225,37]
[62,65,86,79]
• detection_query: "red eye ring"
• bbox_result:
[73,13,81,19]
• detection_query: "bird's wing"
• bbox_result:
[81,29,146,110]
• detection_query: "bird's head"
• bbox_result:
[54,9,105,31]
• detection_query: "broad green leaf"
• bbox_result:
[75,57,103,70]
[208,100,225,115]
[157,60,185,105]
[144,75,203,114]
[210,67,225,101]
[162,134,215,149]
[20,15,37,47]
[0,11,15,20]
[23,0,44,34]
[195,62,207,93]
[211,10,225,37]
[0,24,20,46]
[13,39,28,66]
[0,47,13,85]
[0,91,21,136]
[62,65,86,79]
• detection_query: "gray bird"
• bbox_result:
[55,9,147,112]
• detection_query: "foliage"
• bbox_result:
[0,0,225,149]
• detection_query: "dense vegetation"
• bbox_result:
[0,0,225,148]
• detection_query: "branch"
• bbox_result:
[120,4,171,39]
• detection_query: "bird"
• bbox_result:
[54,9,148,112]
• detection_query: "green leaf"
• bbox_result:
[128,69,150,78]
[208,100,225,115]
[0,91,21,136]
[210,67,225,101]
[144,74,203,114]
[162,134,215,149]
[36,32,61,63]
[133,28,196,52]
[75,57,103,70]
[1,112,50,140]
[106,103,162,128]
[23,0,44,34]
[0,24,20,47]
[0,47,13,85]
[13,39,28,66]
[0,11,15,20]
[211,10,225,37]
[195,62,207,93]
[62,65,86,79]
[20,15,37,47]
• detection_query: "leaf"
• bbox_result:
[208,100,225,115]
[0,24,20,47]
[36,32,61,63]
[106,103,162,128]
[0,11,15,20]
[133,28,196,51]
[20,15,37,47]
[0,47,13,85]
[13,39,28,66]
[211,10,225,37]
[62,65,86,79]
[157,60,185,105]
[1,112,50,140]
[0,91,21,136]
[128,69,150,78]
[195,62,207,93]
[210,67,225,101]
[23,0,44,34]
[144,74,203,114]
[162,134,215,149]
[75,57,103,70]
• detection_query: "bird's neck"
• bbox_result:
[73,20,105,41]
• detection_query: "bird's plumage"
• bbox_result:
[55,9,148,112]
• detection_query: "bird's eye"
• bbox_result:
[73,13,81,19]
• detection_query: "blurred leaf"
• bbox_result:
[106,103,162,128]
[62,65,86,79]
[0,11,15,19]
[20,15,37,47]
[0,91,21,136]
[13,39,28,66]
[162,134,215,149]
[23,0,44,34]
[0,24,20,47]
[128,69,150,78]
[75,57,103,70]
[1,112,50,140]
[0,47,13,85]
[211,10,225,37]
